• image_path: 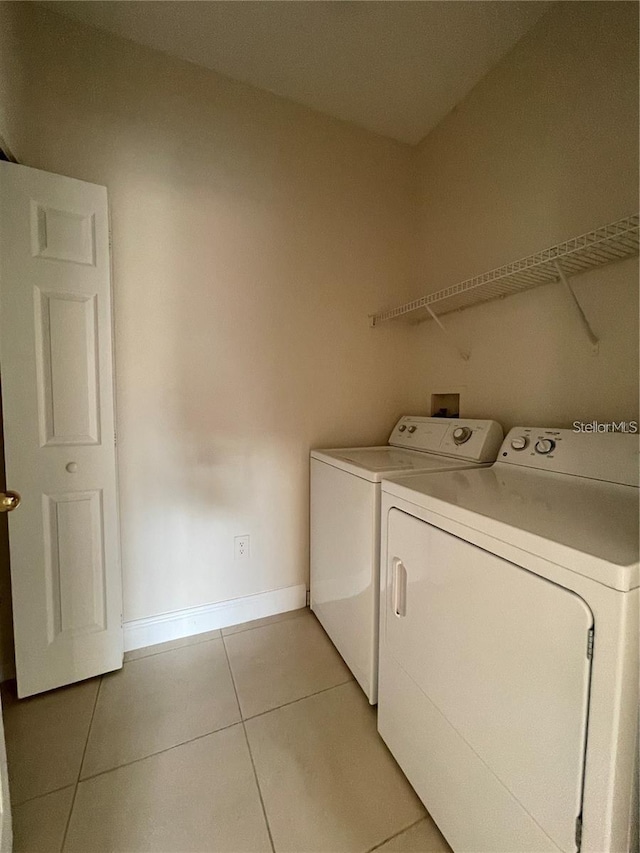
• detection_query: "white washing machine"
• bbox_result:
[310,416,503,704]
[378,427,639,853]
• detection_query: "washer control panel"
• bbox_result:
[389,417,503,463]
[499,427,639,487]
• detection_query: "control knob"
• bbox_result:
[452,426,472,445]
[407,425,417,434]
[510,436,528,451]
[535,439,555,455]
[398,424,406,432]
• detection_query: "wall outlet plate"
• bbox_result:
[234,535,250,560]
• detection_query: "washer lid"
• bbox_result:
[382,463,639,590]
[310,446,485,482]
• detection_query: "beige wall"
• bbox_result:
[0,1,637,667]
[412,1,639,430]
[0,3,424,627]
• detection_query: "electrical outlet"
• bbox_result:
[234,535,250,560]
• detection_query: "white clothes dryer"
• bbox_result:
[310,416,503,703]
[378,426,639,853]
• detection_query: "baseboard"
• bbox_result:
[123,584,307,652]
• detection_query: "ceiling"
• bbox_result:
[43,1,550,146]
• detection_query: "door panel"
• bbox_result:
[0,162,123,697]
[35,289,100,445]
[43,490,106,640]
[31,202,96,266]
[385,509,592,853]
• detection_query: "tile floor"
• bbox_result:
[2,608,451,853]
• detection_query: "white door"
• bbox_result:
[0,162,123,698]
[383,510,593,853]
[0,692,11,853]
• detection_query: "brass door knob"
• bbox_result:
[0,491,21,512]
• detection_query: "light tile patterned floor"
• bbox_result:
[3,608,451,853]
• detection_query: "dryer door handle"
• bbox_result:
[392,558,407,618]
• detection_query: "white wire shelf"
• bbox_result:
[369,214,639,327]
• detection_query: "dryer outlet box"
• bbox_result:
[431,393,460,418]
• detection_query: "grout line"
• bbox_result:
[12,782,77,808]
[122,608,309,664]
[240,724,276,853]
[220,608,308,639]
[123,631,224,664]
[65,677,356,789]
[74,719,244,785]
[70,676,356,789]
[221,633,275,853]
[77,676,104,780]
[28,625,351,849]
[365,816,427,853]
[60,674,103,852]
[219,634,242,719]
[6,676,354,808]
[242,677,354,723]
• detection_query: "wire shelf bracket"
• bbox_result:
[369,215,639,359]
[553,260,599,355]
[424,305,471,361]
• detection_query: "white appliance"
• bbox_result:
[310,416,503,704]
[378,427,639,853]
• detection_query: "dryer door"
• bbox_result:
[384,509,593,853]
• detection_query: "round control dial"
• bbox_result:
[535,439,555,455]
[398,424,406,432]
[510,436,528,451]
[407,425,417,434]
[452,426,472,445]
